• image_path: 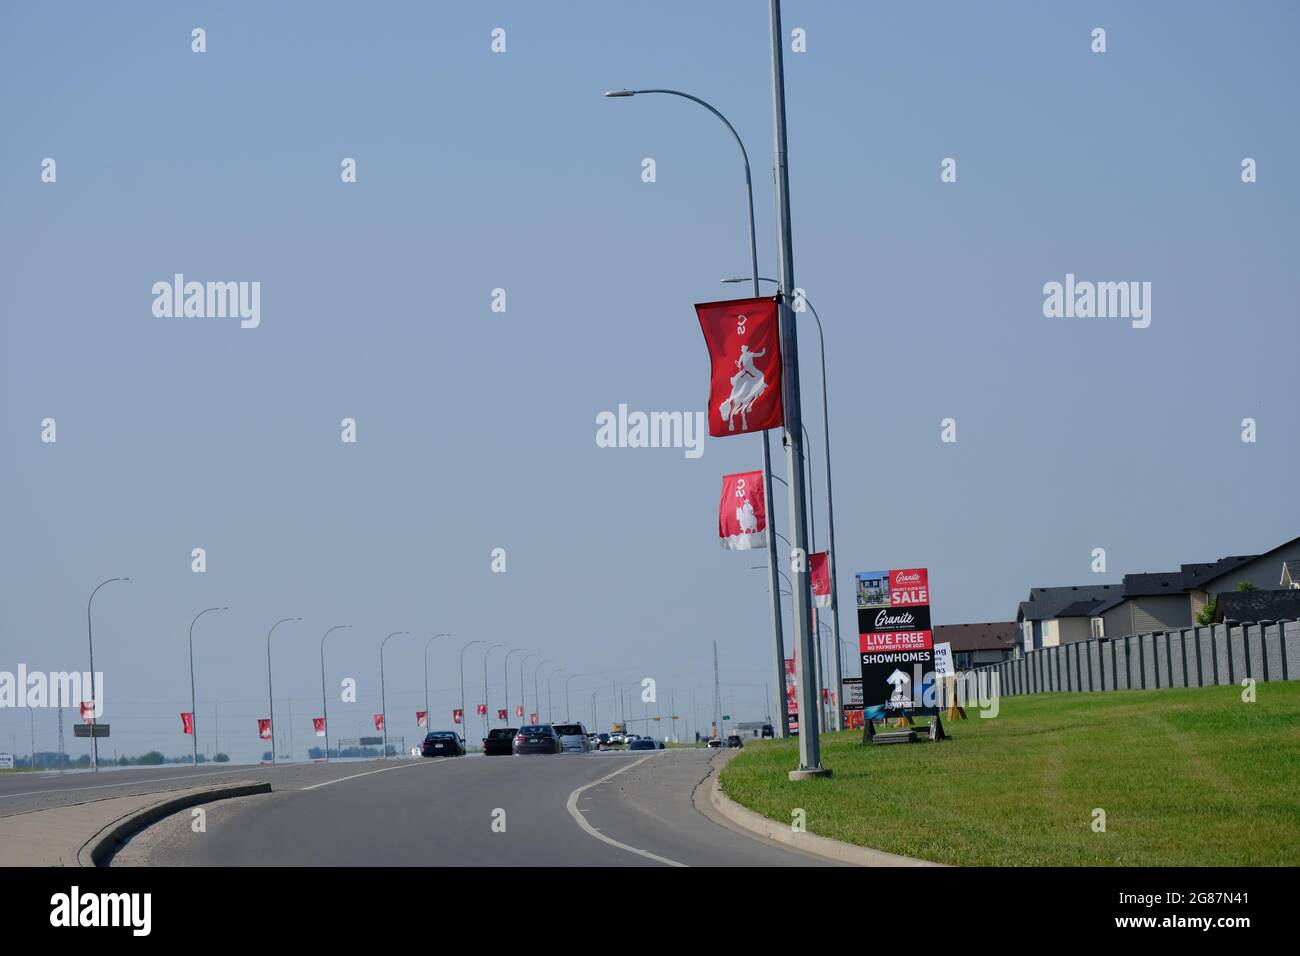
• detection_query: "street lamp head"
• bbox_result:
[604,89,635,98]
[721,276,747,283]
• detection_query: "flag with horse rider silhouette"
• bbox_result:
[696,296,784,437]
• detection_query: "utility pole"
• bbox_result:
[768,0,828,777]
[57,706,64,772]
[712,641,723,740]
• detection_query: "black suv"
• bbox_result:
[421,731,465,757]
[512,724,562,755]
[482,727,517,756]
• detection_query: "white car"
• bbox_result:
[706,738,723,749]
[553,722,592,753]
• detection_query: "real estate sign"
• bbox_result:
[933,641,955,679]
[0,753,13,770]
[856,568,936,715]
[840,677,864,711]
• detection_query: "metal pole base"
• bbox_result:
[788,767,833,781]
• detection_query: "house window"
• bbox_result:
[1022,621,1034,652]
[1090,617,1105,640]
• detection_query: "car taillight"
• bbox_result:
[514,735,525,743]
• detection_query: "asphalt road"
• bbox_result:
[111,748,836,866]
[0,759,417,818]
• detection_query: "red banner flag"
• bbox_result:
[497,709,507,720]
[696,296,783,436]
[416,711,428,728]
[80,701,95,724]
[475,703,487,717]
[373,713,385,731]
[180,712,194,735]
[313,717,326,737]
[529,713,538,724]
[719,470,767,550]
[515,704,524,718]
[810,551,832,608]
[258,719,272,740]
[453,708,463,724]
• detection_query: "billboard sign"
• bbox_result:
[856,568,936,715]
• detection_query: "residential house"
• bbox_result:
[1015,585,1124,655]
[934,622,1018,669]
[1166,536,1300,622]
[1214,588,1300,624]
[1016,533,1300,650]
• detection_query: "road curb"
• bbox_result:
[703,751,945,867]
[76,781,272,867]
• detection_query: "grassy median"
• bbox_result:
[718,682,1300,866]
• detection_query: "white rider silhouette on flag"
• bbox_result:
[720,342,770,432]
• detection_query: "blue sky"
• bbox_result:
[2,1,1296,761]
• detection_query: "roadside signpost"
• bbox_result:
[857,568,937,718]
[933,640,966,720]
[0,753,14,769]
[73,724,110,738]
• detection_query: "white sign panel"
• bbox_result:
[0,753,14,770]
[933,642,955,679]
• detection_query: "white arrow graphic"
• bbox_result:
[886,669,910,698]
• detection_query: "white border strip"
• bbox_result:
[565,754,686,867]
[299,759,433,791]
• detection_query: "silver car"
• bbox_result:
[552,721,591,753]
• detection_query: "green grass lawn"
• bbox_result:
[718,682,1300,866]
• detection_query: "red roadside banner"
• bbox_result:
[696,296,783,436]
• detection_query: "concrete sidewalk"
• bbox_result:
[0,782,269,867]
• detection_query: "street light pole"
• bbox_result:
[266,617,302,765]
[520,652,539,722]
[423,633,450,737]
[379,631,410,759]
[86,577,128,772]
[768,0,826,777]
[565,672,584,720]
[532,659,554,723]
[460,640,485,739]
[545,666,565,722]
[503,648,525,724]
[483,643,507,740]
[188,606,228,767]
[724,276,844,730]
[605,85,788,740]
[319,625,353,761]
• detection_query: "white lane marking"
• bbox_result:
[299,760,433,791]
[0,766,256,800]
[565,754,686,868]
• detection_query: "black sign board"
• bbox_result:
[73,724,110,738]
[860,641,936,716]
[859,604,932,634]
[359,736,383,746]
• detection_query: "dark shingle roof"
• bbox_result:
[1121,571,1187,597]
[1018,585,1123,622]
[933,622,1018,652]
[1181,556,1258,590]
[1215,589,1300,623]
